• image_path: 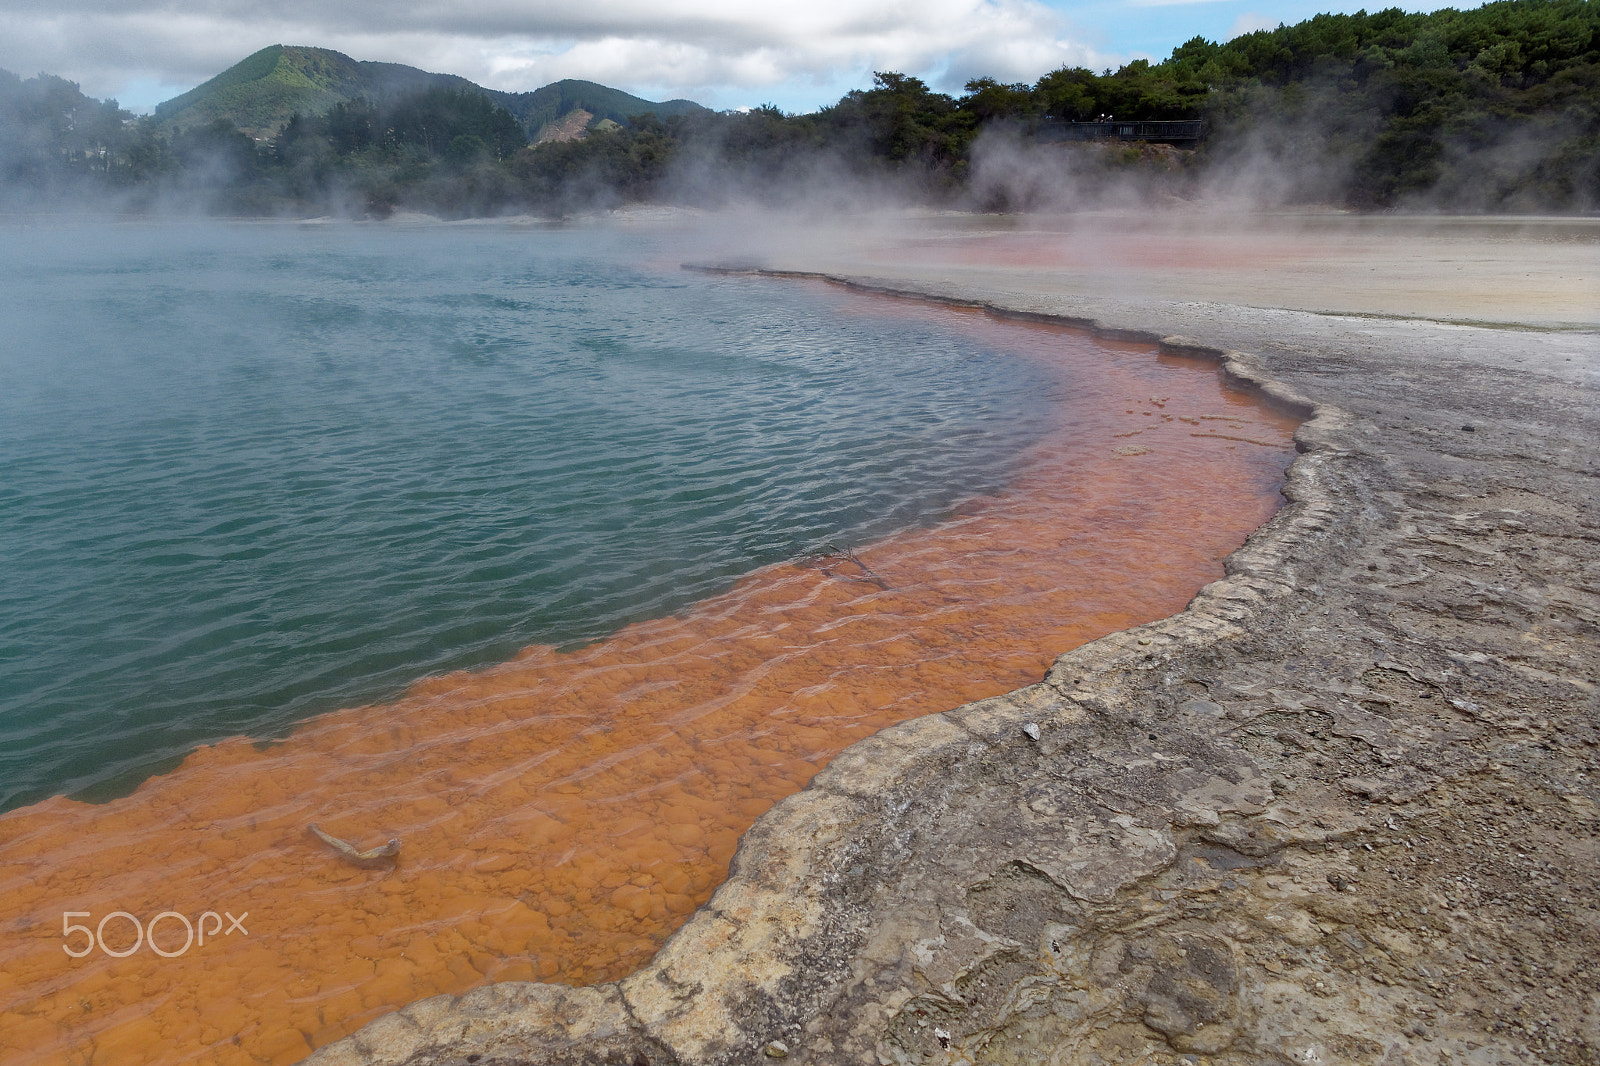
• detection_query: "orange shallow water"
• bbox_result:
[0,294,1298,1066]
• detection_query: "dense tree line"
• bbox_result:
[2,0,1596,214]
[0,71,146,191]
[516,0,1600,215]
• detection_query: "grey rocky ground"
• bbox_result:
[307,217,1598,1066]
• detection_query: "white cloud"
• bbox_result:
[0,0,1121,113]
[1226,11,1281,38]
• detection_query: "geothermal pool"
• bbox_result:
[0,222,1298,1065]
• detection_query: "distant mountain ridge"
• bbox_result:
[155,45,708,140]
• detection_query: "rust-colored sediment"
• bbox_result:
[0,297,1298,1066]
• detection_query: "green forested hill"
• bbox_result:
[152,45,706,141]
[153,46,480,137]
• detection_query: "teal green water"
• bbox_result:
[0,222,1060,811]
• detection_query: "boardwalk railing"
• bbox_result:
[1038,120,1206,148]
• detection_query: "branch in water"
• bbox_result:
[805,542,891,590]
[308,823,402,868]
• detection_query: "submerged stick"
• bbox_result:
[810,542,891,590]
[308,823,401,867]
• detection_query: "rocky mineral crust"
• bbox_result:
[308,215,1599,1066]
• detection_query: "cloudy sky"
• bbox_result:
[1,0,1459,114]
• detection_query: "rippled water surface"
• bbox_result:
[0,222,1057,811]
[0,221,1303,1066]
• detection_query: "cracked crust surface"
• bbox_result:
[306,216,1599,1066]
